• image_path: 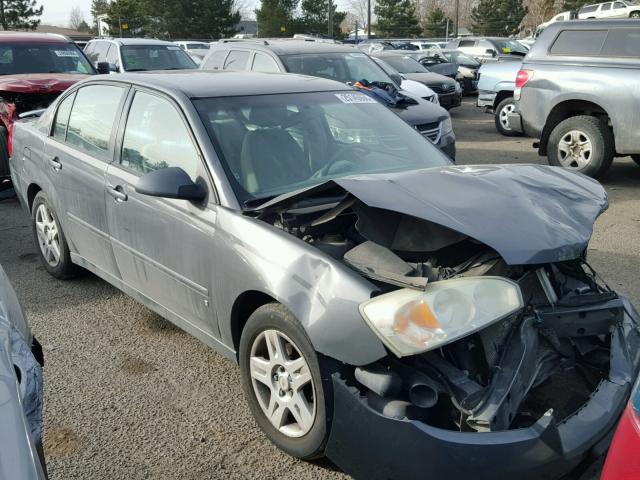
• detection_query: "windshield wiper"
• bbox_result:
[243,195,278,209]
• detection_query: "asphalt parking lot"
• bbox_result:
[1,98,639,480]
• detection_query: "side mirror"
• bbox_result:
[135,167,206,202]
[97,61,113,74]
[389,73,403,86]
[485,49,497,57]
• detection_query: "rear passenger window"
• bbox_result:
[66,85,124,156]
[459,40,475,47]
[601,28,640,56]
[601,3,611,10]
[53,92,75,140]
[223,50,250,70]
[580,5,598,13]
[550,30,607,55]
[120,91,200,178]
[203,50,227,70]
[252,53,279,72]
[613,1,625,8]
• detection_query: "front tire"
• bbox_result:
[547,115,613,177]
[31,191,77,279]
[629,11,640,17]
[239,303,330,460]
[494,97,521,137]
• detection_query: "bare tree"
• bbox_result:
[521,0,561,34]
[69,5,85,30]
[347,0,373,27]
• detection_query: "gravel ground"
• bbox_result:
[0,99,639,479]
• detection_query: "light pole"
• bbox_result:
[454,0,459,37]
[367,0,371,38]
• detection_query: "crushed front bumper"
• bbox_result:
[325,298,640,480]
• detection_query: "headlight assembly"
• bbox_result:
[441,116,453,135]
[359,277,523,357]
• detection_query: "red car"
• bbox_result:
[0,32,95,187]
[601,377,640,479]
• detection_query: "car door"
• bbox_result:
[44,83,127,277]
[105,88,219,339]
[611,1,628,17]
[598,3,613,17]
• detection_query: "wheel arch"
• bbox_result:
[493,89,515,110]
[26,183,42,212]
[540,99,611,155]
[230,290,278,359]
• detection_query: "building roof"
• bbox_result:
[85,70,352,98]
[35,25,93,41]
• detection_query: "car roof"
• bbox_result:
[85,70,352,98]
[214,39,359,55]
[89,38,176,46]
[0,32,71,44]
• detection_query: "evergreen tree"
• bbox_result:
[256,0,301,37]
[0,0,43,30]
[163,0,240,38]
[472,0,527,36]
[422,7,451,37]
[300,0,346,37]
[374,0,421,37]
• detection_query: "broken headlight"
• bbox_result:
[359,277,523,357]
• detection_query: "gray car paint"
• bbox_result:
[251,164,608,265]
[0,264,46,480]
[476,60,521,110]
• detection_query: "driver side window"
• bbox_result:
[121,91,200,179]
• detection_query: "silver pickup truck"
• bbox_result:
[476,60,521,136]
[510,20,640,177]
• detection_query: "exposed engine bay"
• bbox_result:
[0,92,59,122]
[252,187,639,433]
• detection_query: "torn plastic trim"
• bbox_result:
[247,164,608,265]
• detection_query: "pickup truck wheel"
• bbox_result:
[239,303,331,460]
[547,115,613,178]
[494,97,521,137]
[0,128,8,177]
[31,191,77,279]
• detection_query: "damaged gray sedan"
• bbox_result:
[10,71,640,479]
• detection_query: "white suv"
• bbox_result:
[578,1,640,19]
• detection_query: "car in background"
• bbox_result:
[0,32,95,185]
[446,37,528,62]
[410,41,441,50]
[509,20,640,177]
[601,376,640,479]
[0,264,46,479]
[396,50,461,82]
[372,56,440,105]
[578,0,640,18]
[200,40,456,157]
[84,38,198,73]
[427,49,481,94]
[535,11,575,37]
[476,60,521,135]
[174,41,211,51]
[370,51,462,109]
[11,69,640,480]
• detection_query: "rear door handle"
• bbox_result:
[107,185,128,202]
[48,157,61,171]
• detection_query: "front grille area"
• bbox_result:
[415,121,441,143]
[429,84,456,94]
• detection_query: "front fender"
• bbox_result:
[213,208,387,366]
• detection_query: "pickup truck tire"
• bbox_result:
[547,115,613,178]
[0,128,8,177]
[494,97,521,137]
[31,191,78,279]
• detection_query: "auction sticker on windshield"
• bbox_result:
[335,93,377,104]
[54,50,79,57]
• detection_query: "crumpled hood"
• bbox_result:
[0,73,88,94]
[424,62,458,78]
[252,164,608,265]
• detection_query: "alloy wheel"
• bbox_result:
[249,329,316,438]
[557,130,593,169]
[35,203,61,267]
[499,103,515,131]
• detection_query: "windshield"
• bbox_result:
[0,43,94,75]
[491,39,528,55]
[281,52,392,84]
[442,51,480,67]
[378,55,428,74]
[194,91,450,204]
[121,45,197,71]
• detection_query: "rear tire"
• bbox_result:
[494,97,521,137]
[31,191,77,279]
[0,128,9,177]
[239,303,331,460]
[547,115,613,178]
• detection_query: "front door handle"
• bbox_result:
[48,157,62,171]
[107,185,128,202]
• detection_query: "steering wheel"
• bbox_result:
[312,144,371,178]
